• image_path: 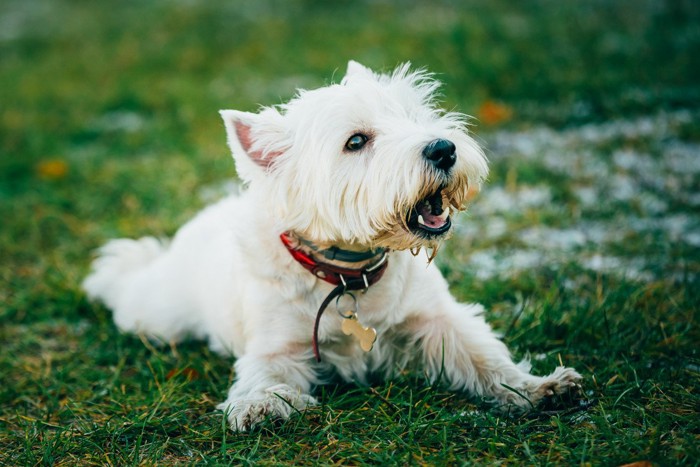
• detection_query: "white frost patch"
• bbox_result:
[685,232,700,247]
[581,254,654,282]
[613,149,657,173]
[519,227,587,250]
[576,114,662,144]
[665,142,700,174]
[573,185,599,208]
[465,249,545,280]
[454,215,508,241]
[198,179,242,203]
[0,1,58,42]
[583,254,623,271]
[639,193,669,215]
[610,174,638,201]
[89,111,146,133]
[458,109,699,282]
[473,185,552,215]
[627,214,694,242]
[686,193,700,208]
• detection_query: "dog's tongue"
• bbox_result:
[417,200,449,229]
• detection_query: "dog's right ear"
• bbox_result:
[342,60,375,84]
[219,109,289,180]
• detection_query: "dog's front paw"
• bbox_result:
[497,366,582,413]
[217,384,317,432]
[525,366,582,406]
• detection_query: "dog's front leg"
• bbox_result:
[408,300,581,412]
[217,348,318,431]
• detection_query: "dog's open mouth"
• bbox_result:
[406,187,452,236]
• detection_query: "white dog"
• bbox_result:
[83,61,581,431]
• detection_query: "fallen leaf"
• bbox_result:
[478,100,513,126]
[36,159,69,180]
[166,367,200,381]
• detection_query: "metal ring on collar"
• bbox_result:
[335,292,357,319]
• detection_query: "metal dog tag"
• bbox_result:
[335,293,377,352]
[341,314,377,352]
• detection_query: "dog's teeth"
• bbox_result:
[417,215,426,226]
[438,207,450,221]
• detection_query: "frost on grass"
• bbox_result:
[450,110,700,282]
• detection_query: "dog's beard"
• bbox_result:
[371,170,477,252]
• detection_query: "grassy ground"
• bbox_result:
[1,0,699,465]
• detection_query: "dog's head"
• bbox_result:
[220,61,488,251]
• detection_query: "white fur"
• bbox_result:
[83,61,581,431]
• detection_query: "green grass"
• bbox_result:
[2,0,699,465]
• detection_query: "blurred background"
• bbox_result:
[2,0,698,303]
[2,0,698,179]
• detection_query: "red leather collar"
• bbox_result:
[280,233,388,290]
[280,232,389,362]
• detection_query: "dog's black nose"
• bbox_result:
[422,139,456,171]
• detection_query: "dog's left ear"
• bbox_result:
[220,109,289,180]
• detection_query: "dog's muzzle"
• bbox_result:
[405,139,456,237]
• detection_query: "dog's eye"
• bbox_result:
[345,134,369,151]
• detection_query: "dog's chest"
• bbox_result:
[317,287,402,356]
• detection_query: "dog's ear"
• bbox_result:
[219,109,289,179]
[342,60,375,83]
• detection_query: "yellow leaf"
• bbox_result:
[36,159,69,180]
